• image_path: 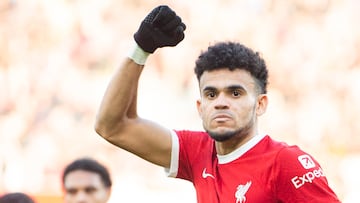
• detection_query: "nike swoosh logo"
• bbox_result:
[202,168,215,179]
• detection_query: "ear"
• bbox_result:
[105,188,112,201]
[256,94,268,116]
[196,99,202,117]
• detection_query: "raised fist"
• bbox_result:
[134,5,186,53]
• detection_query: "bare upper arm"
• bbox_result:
[96,116,173,168]
[94,59,174,168]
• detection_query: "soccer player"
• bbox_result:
[95,5,341,203]
[0,192,35,203]
[62,158,112,203]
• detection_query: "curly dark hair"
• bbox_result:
[62,158,112,188]
[194,41,268,94]
[0,193,35,203]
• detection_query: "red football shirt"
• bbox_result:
[166,130,340,203]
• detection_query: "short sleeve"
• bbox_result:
[165,130,180,177]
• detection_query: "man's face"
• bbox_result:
[63,170,110,203]
[197,68,267,142]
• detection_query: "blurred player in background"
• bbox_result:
[0,192,35,203]
[95,5,341,203]
[62,158,112,203]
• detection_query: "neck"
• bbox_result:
[215,128,258,155]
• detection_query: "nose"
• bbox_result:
[75,191,88,203]
[214,93,229,109]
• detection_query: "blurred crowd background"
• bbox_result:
[0,0,359,202]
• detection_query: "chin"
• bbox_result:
[206,128,237,142]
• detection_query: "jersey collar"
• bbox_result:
[217,134,266,164]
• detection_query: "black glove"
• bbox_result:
[134,5,186,53]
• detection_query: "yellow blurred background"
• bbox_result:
[1,0,359,202]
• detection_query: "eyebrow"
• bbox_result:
[203,86,216,92]
[227,85,246,92]
[65,185,98,191]
[203,85,246,92]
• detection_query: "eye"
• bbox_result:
[205,91,217,99]
[66,188,77,195]
[232,90,241,97]
[85,187,97,194]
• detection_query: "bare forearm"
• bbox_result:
[95,5,185,168]
[95,58,143,132]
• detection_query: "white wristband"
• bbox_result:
[127,43,150,65]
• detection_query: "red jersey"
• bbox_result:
[166,130,340,203]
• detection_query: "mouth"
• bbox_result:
[212,114,232,122]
